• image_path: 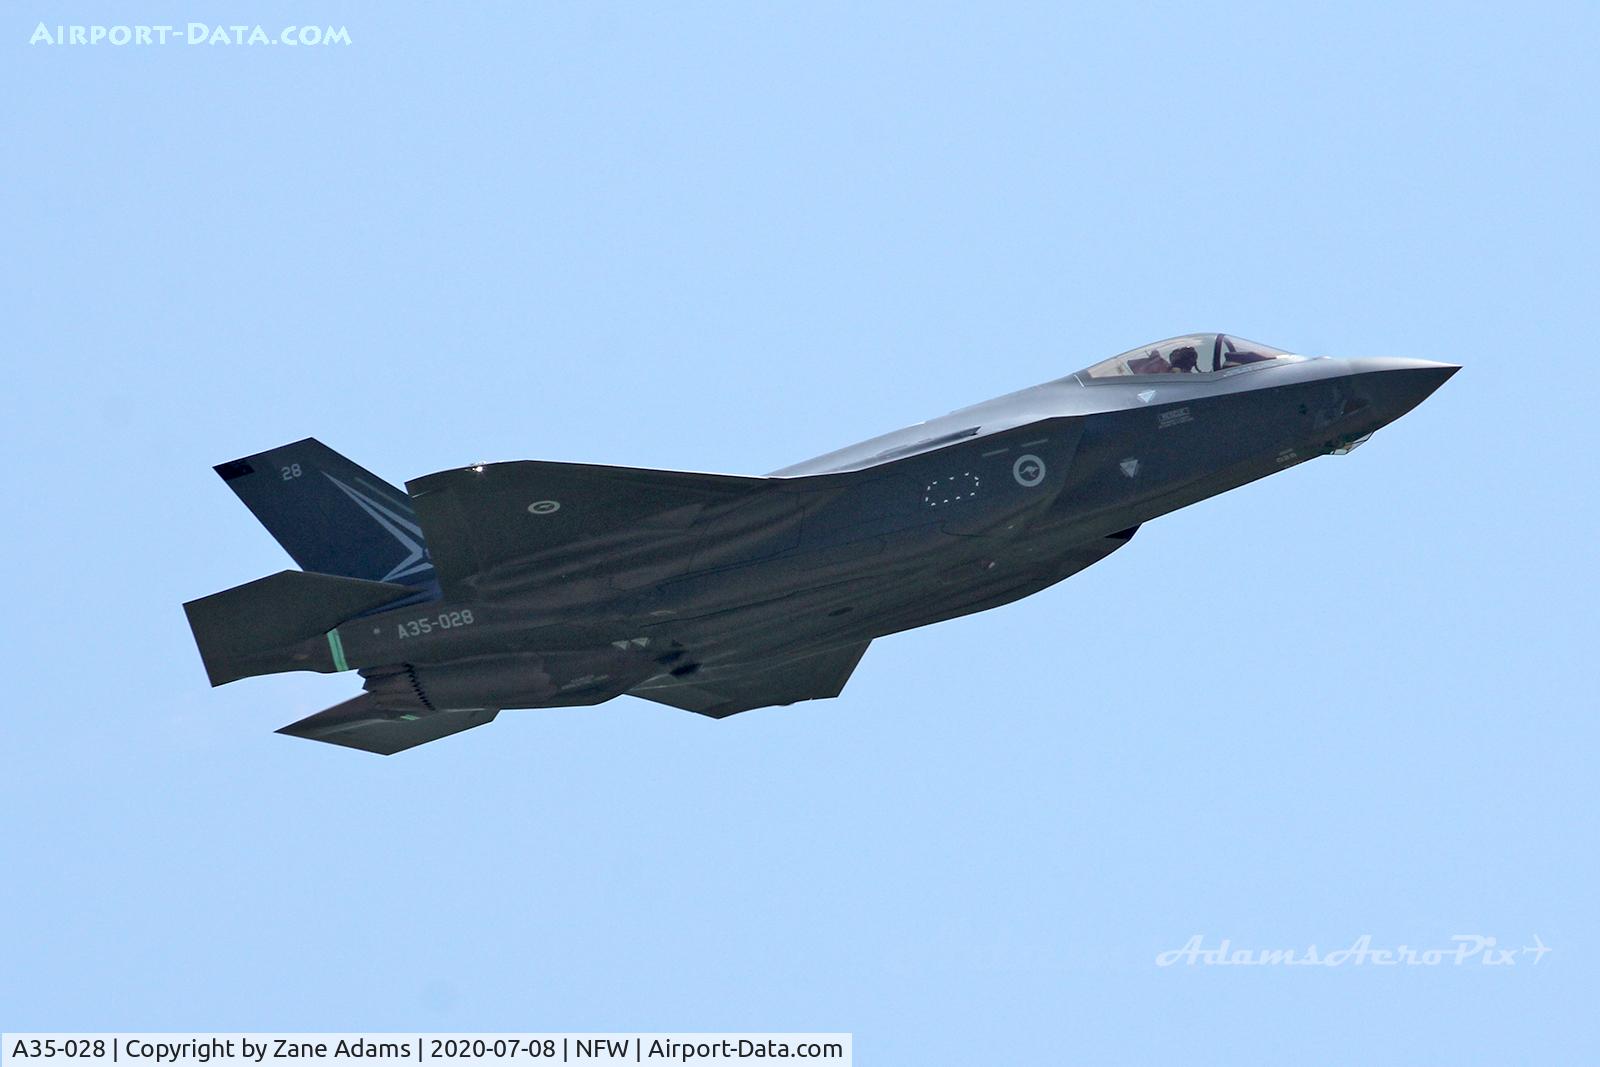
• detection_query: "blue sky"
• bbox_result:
[3,3,1596,1062]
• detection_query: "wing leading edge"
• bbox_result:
[629,642,872,719]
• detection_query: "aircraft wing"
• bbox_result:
[628,642,871,719]
[406,461,775,597]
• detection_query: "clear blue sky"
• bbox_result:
[4,3,1596,1062]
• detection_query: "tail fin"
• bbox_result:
[183,570,416,686]
[213,438,435,586]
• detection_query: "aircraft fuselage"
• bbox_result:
[324,353,1455,713]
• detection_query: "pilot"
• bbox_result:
[1168,345,1200,373]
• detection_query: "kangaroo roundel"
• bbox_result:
[1012,454,1046,487]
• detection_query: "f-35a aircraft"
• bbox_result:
[185,334,1456,754]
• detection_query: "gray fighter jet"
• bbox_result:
[185,333,1456,753]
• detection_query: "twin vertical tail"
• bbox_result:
[185,438,505,753]
[184,439,436,688]
[211,437,436,587]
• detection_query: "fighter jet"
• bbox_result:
[184,333,1456,753]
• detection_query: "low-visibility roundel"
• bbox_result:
[527,500,561,515]
[1012,454,1046,487]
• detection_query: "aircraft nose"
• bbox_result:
[1343,358,1460,426]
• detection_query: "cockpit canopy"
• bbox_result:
[1081,334,1295,379]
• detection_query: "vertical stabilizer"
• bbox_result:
[214,438,435,586]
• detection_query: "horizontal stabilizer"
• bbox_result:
[277,694,500,755]
[183,570,417,686]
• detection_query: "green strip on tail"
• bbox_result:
[327,629,349,672]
